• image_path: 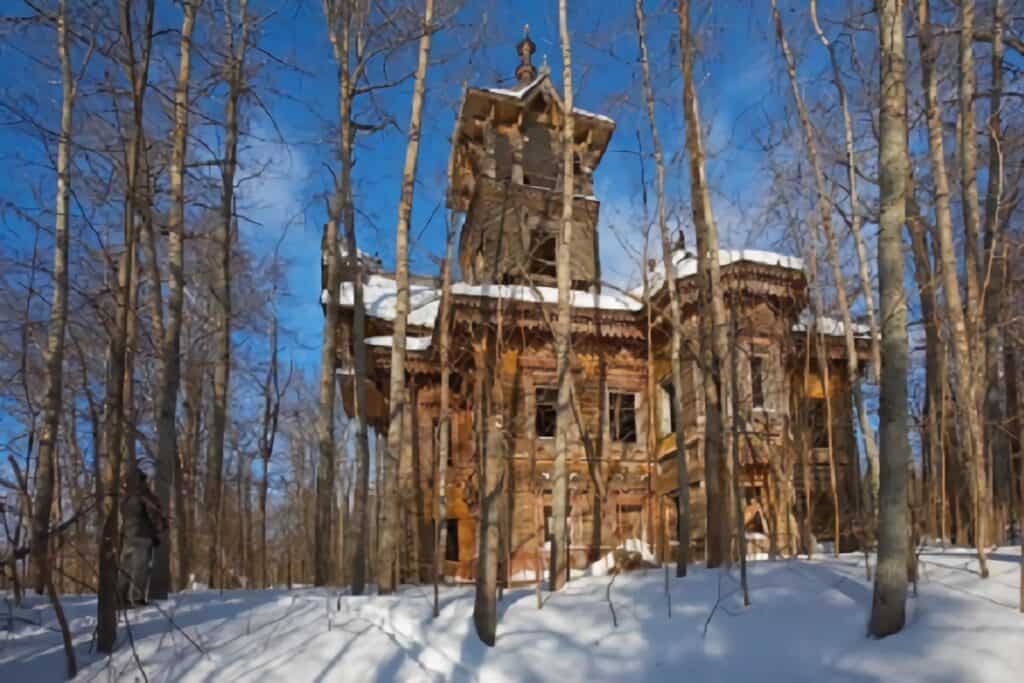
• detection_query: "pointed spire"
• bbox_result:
[515,24,537,84]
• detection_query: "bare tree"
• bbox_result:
[550,0,576,594]
[915,0,988,577]
[380,0,435,594]
[149,0,200,602]
[678,0,731,568]
[323,0,373,596]
[634,0,689,577]
[434,211,455,617]
[869,0,910,639]
[97,0,155,653]
[206,0,250,589]
[29,0,82,600]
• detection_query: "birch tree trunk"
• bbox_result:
[958,0,983,343]
[773,0,868,553]
[150,0,199,602]
[678,0,731,568]
[434,214,455,617]
[809,0,880,387]
[550,0,575,593]
[805,0,881,513]
[97,0,154,652]
[206,0,248,589]
[869,0,910,638]
[915,0,989,578]
[315,223,340,587]
[30,0,75,596]
[982,0,1008,528]
[260,313,281,588]
[634,0,690,577]
[323,0,374,596]
[380,0,434,594]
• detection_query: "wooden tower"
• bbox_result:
[446,29,615,289]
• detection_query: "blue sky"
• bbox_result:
[245,0,815,370]
[0,0,864,375]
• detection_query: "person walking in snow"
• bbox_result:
[119,468,168,606]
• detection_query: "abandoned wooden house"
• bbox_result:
[323,37,871,582]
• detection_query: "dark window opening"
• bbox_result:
[530,233,556,280]
[445,519,460,561]
[750,356,765,409]
[535,387,557,438]
[808,399,830,449]
[610,392,637,443]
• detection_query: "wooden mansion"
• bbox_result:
[323,37,870,583]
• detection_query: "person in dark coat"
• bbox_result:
[119,469,168,606]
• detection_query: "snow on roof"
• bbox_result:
[334,274,442,327]
[570,106,615,125]
[633,248,805,298]
[365,335,432,351]
[450,282,642,311]
[482,74,546,98]
[327,274,643,329]
[793,311,872,338]
[480,74,616,126]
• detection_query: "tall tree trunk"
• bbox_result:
[150,0,199,601]
[380,0,434,594]
[958,0,983,342]
[869,0,910,638]
[207,0,248,589]
[809,0,880,387]
[434,214,455,617]
[324,0,373,598]
[773,0,865,555]
[315,234,340,589]
[906,180,945,542]
[97,0,154,653]
[729,310,750,605]
[678,0,731,569]
[473,334,500,645]
[260,313,280,588]
[982,0,1008,531]
[915,0,989,578]
[30,0,75,596]
[634,0,689,577]
[790,1,882,519]
[178,333,203,589]
[550,0,575,593]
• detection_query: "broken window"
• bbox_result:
[445,519,460,561]
[535,387,557,438]
[530,231,557,280]
[750,356,765,410]
[609,392,637,443]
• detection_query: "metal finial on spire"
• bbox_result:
[515,23,538,84]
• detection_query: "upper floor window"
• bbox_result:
[535,387,557,438]
[609,392,637,443]
[750,356,766,410]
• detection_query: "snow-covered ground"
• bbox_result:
[3,547,1022,682]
